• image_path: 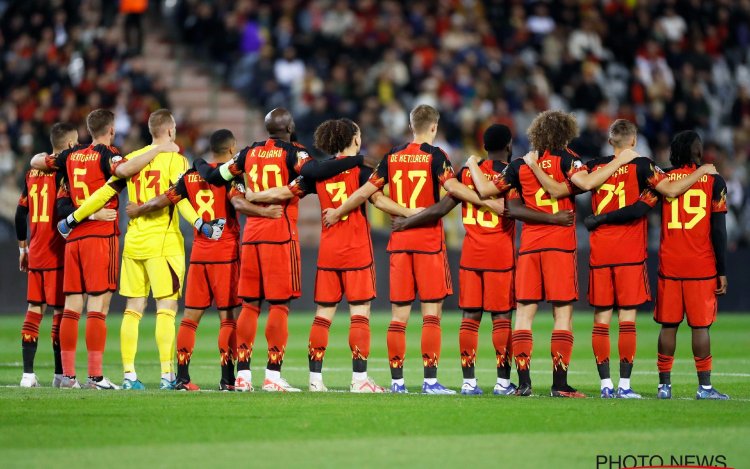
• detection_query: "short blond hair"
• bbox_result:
[608,119,637,148]
[148,109,175,137]
[410,104,440,134]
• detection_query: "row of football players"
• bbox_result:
[16,105,729,399]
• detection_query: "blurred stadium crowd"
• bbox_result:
[1,0,749,249]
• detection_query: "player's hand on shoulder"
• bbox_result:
[522,150,539,166]
[197,218,226,240]
[466,154,481,166]
[699,164,718,175]
[616,148,639,164]
[92,208,117,221]
[264,205,283,219]
[716,275,728,296]
[322,208,341,227]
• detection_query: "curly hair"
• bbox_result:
[313,119,358,155]
[669,130,700,168]
[526,110,579,152]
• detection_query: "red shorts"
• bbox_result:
[459,268,515,313]
[389,250,452,303]
[185,261,241,310]
[516,250,577,303]
[27,268,64,308]
[588,263,651,308]
[239,241,301,302]
[315,266,376,304]
[64,236,119,295]
[654,276,717,327]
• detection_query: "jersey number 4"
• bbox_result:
[666,189,706,230]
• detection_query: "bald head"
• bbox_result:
[264,108,295,140]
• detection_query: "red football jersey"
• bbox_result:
[166,165,241,263]
[46,144,125,241]
[369,142,456,253]
[224,138,309,244]
[18,169,66,269]
[494,149,585,253]
[587,156,665,266]
[314,158,373,270]
[458,159,515,271]
[659,166,727,279]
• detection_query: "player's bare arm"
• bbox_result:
[392,195,459,232]
[507,198,574,226]
[522,151,572,198]
[466,155,503,197]
[245,186,295,204]
[231,196,283,219]
[323,181,379,226]
[113,141,180,179]
[653,164,717,198]
[568,149,639,191]
[369,191,423,218]
[126,194,171,219]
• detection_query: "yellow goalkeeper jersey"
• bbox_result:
[123,145,191,260]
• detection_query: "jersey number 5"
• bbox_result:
[666,189,706,230]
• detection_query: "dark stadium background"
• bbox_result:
[0,0,748,312]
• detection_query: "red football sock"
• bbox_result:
[51,313,63,374]
[551,329,574,371]
[592,323,610,365]
[228,318,237,363]
[694,355,712,372]
[422,315,441,376]
[218,319,233,366]
[308,316,331,372]
[51,313,62,347]
[551,329,574,389]
[60,310,80,377]
[176,319,198,366]
[657,353,674,373]
[459,318,480,377]
[349,315,370,367]
[618,321,636,364]
[86,312,107,377]
[492,318,512,372]
[387,320,407,379]
[21,310,42,343]
[265,304,289,370]
[236,304,260,370]
[512,329,533,371]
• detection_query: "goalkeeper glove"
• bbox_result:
[57,214,79,239]
[195,218,226,240]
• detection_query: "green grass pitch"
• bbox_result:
[0,311,748,468]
